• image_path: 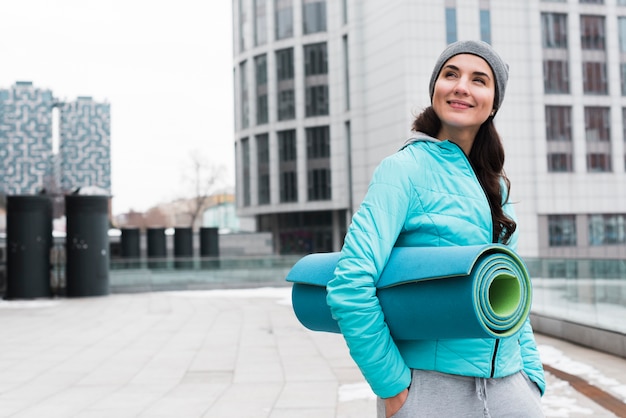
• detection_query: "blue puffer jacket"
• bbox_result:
[326,134,545,399]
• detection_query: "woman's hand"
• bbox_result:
[384,388,409,418]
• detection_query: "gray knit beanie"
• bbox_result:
[428,40,509,113]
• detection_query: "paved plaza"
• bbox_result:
[1,287,626,417]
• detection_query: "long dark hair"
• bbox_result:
[411,106,516,243]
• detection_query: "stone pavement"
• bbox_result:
[1,287,625,417]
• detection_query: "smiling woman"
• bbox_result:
[325,40,546,418]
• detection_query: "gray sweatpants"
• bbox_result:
[377,370,544,418]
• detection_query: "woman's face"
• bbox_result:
[432,53,496,140]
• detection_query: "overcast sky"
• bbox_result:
[0,0,235,215]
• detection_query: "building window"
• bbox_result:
[580,0,603,3]
[445,7,457,44]
[306,86,329,117]
[582,61,608,94]
[580,15,605,50]
[278,129,298,202]
[276,48,295,121]
[255,54,268,125]
[239,0,249,52]
[546,106,573,172]
[619,0,626,5]
[254,0,267,46]
[585,107,610,142]
[241,137,251,206]
[343,35,351,111]
[304,42,329,117]
[543,60,570,94]
[589,214,626,245]
[623,108,626,170]
[306,126,330,158]
[548,154,573,172]
[546,106,572,142]
[541,13,568,49]
[308,169,331,200]
[620,64,626,96]
[256,133,270,205]
[479,8,491,44]
[587,153,612,172]
[619,19,626,95]
[585,107,612,173]
[303,0,326,34]
[275,0,293,40]
[239,61,249,129]
[306,126,331,201]
[548,215,577,246]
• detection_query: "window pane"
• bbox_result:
[582,62,608,94]
[546,106,572,141]
[541,13,568,48]
[306,126,330,159]
[255,55,268,125]
[303,0,326,34]
[304,43,328,76]
[543,60,570,94]
[275,0,293,40]
[480,9,491,44]
[548,215,577,246]
[254,0,267,46]
[240,61,249,129]
[256,134,270,204]
[580,15,605,50]
[584,107,610,141]
[241,137,251,206]
[589,214,626,245]
[446,8,457,44]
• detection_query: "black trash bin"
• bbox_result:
[199,227,219,268]
[120,228,141,268]
[65,195,110,297]
[147,227,167,269]
[174,227,193,269]
[5,195,53,299]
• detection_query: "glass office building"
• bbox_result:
[233,0,626,259]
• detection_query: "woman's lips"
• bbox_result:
[448,100,472,109]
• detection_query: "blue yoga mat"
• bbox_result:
[285,244,532,340]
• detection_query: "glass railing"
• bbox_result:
[525,257,626,334]
[2,243,625,336]
[106,256,301,293]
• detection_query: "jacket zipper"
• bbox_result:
[446,140,501,377]
[490,339,500,378]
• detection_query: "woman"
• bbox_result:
[326,40,545,417]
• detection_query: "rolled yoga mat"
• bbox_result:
[285,244,532,340]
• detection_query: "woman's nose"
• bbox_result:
[453,77,470,95]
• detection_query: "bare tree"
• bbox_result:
[180,150,225,230]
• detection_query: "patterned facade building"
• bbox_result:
[0,81,55,195]
[0,82,110,197]
[59,97,111,193]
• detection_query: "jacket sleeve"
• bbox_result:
[502,193,546,395]
[326,156,413,399]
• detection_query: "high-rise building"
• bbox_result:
[0,82,111,198]
[0,81,55,195]
[59,97,111,193]
[232,0,626,259]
